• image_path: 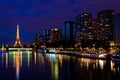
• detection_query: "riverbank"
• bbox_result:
[48,50,109,60]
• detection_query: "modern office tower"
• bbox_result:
[114,13,120,46]
[92,19,99,40]
[50,29,62,42]
[76,13,93,40]
[43,28,62,47]
[97,9,114,41]
[50,28,62,47]
[62,21,76,48]
[43,29,51,47]
[35,34,43,48]
[97,9,114,49]
[76,13,93,48]
[92,19,105,48]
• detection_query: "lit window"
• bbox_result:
[54,29,58,31]
[81,15,83,17]
[105,19,109,21]
[84,14,88,16]
[105,24,109,26]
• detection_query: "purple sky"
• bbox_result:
[0,0,120,45]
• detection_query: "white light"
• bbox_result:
[99,54,104,58]
[54,29,58,31]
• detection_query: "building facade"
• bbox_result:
[97,9,114,49]
[43,29,62,48]
[35,34,43,48]
[76,13,94,48]
[114,13,120,46]
[62,21,76,48]
[97,9,114,41]
[92,19,99,40]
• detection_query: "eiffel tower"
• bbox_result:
[14,25,23,47]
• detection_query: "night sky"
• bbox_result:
[0,0,120,45]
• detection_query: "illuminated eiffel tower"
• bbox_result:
[14,25,23,47]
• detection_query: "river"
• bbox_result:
[0,50,120,80]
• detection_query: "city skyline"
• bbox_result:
[0,0,120,45]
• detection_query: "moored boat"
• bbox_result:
[111,52,120,61]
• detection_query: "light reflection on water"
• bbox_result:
[0,50,120,80]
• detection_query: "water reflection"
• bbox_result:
[5,52,8,68]
[13,51,22,80]
[49,54,59,80]
[0,50,33,80]
[0,50,120,80]
[34,51,37,66]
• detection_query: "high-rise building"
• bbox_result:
[44,29,51,43]
[97,9,114,41]
[43,28,62,47]
[76,13,93,41]
[50,28,62,43]
[114,13,120,46]
[97,9,114,49]
[62,21,76,48]
[35,34,43,48]
[92,19,99,40]
[76,13,94,48]
[42,29,50,47]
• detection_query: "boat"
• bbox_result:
[111,52,120,61]
[80,52,107,59]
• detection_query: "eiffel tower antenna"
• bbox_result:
[14,24,23,47]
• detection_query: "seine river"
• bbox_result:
[0,50,120,80]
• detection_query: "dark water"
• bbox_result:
[0,50,120,80]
